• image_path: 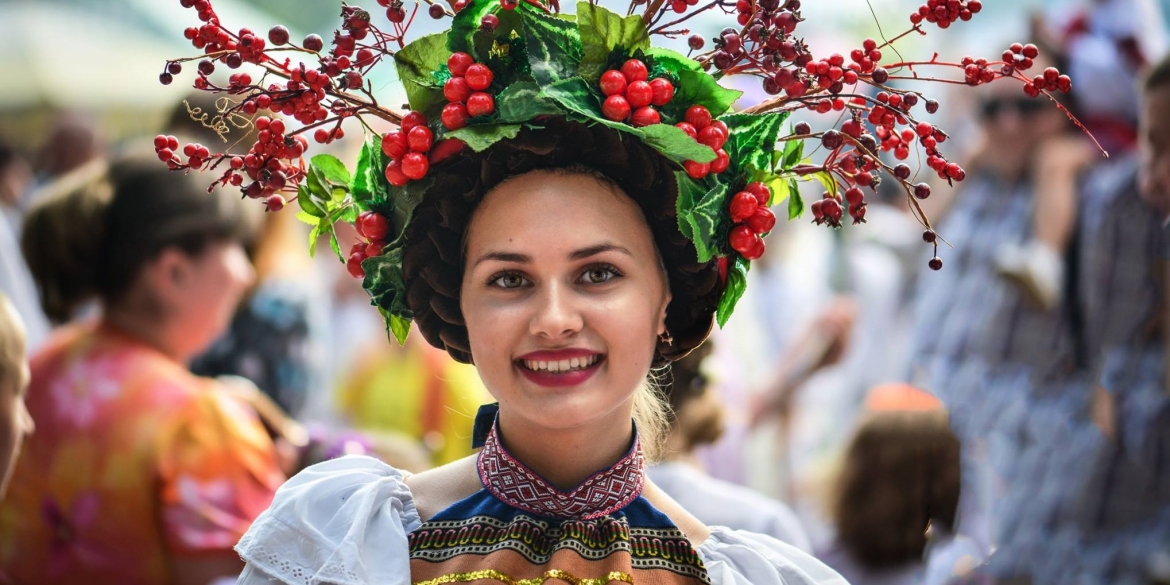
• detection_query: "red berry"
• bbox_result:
[710,149,730,174]
[346,253,366,278]
[685,105,712,129]
[385,160,410,187]
[153,135,169,150]
[675,122,698,139]
[630,106,660,127]
[745,182,770,206]
[464,63,494,91]
[729,191,758,222]
[747,206,776,234]
[698,125,727,150]
[382,131,408,158]
[621,59,649,82]
[442,102,470,130]
[625,81,653,108]
[600,70,628,96]
[1022,44,1039,59]
[602,95,631,122]
[429,138,466,165]
[929,256,943,271]
[729,225,760,254]
[742,238,765,261]
[649,78,674,106]
[466,92,495,117]
[444,77,471,102]
[480,14,499,31]
[914,183,931,199]
[684,159,711,180]
[429,4,445,18]
[923,229,937,243]
[401,111,427,133]
[303,34,324,51]
[401,152,429,179]
[448,52,474,76]
[407,125,434,152]
[357,211,392,241]
[366,240,385,257]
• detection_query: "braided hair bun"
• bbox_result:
[400,118,724,366]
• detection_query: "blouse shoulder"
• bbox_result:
[235,455,421,585]
[699,527,850,585]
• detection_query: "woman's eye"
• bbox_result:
[581,266,620,284]
[490,273,528,289]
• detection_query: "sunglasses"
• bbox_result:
[980,97,1047,119]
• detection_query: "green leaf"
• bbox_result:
[389,313,412,345]
[639,124,715,164]
[576,1,649,81]
[779,136,804,171]
[294,209,319,226]
[449,0,502,58]
[676,179,730,263]
[719,111,788,175]
[310,154,351,187]
[496,81,563,123]
[395,32,452,115]
[716,256,749,328]
[787,178,804,220]
[670,69,742,118]
[386,176,434,246]
[520,9,582,85]
[446,124,523,151]
[674,171,704,246]
[351,134,384,208]
[297,184,324,218]
[644,47,702,75]
[766,175,790,206]
[810,170,838,197]
[364,246,412,320]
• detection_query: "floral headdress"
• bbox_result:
[155,0,1087,354]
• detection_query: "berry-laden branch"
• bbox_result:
[155,0,1093,273]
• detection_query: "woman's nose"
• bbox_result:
[529,281,583,339]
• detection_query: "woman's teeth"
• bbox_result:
[523,355,600,373]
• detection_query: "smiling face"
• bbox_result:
[460,170,672,433]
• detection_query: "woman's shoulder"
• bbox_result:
[699,527,850,585]
[235,455,422,584]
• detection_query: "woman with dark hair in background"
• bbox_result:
[818,385,961,585]
[0,155,286,585]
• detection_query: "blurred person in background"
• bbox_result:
[0,293,34,501]
[0,139,49,351]
[817,385,961,585]
[31,113,104,190]
[649,341,813,552]
[906,45,1080,572]
[0,155,286,585]
[334,322,490,468]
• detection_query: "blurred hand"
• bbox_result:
[1091,385,1117,441]
[1033,135,1097,181]
[748,296,856,427]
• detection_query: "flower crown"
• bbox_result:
[155,0,1089,346]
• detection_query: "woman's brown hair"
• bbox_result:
[832,409,961,569]
[20,153,257,322]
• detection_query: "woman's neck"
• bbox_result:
[102,306,187,364]
[495,406,637,491]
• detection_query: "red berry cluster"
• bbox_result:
[909,0,982,28]
[727,182,776,260]
[347,211,392,278]
[677,105,731,180]
[442,52,496,130]
[599,59,674,127]
[668,0,701,14]
[382,112,433,187]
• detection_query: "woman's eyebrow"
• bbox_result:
[471,251,531,268]
[569,243,633,260]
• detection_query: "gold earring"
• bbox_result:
[659,331,673,346]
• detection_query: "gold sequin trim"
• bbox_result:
[413,569,635,585]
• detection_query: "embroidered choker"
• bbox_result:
[475,416,645,521]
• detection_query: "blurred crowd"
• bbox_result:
[0,0,1168,584]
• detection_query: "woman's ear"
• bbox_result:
[142,249,192,306]
[658,290,672,336]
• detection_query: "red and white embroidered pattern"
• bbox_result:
[476,422,645,521]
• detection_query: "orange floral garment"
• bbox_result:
[0,322,285,585]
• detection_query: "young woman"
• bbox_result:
[235,120,846,584]
[0,156,287,585]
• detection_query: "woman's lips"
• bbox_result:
[515,351,605,388]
